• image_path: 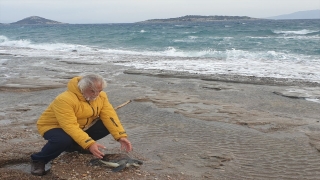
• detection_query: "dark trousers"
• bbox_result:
[31,119,110,163]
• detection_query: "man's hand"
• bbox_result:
[88,142,106,159]
[118,137,132,152]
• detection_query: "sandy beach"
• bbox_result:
[1,54,320,179]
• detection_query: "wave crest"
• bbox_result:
[273,29,319,35]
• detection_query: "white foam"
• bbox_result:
[115,51,320,83]
[0,59,8,65]
[273,29,319,35]
[0,35,94,53]
[306,98,320,103]
[249,35,320,40]
[1,35,319,83]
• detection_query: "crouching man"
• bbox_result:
[31,74,132,176]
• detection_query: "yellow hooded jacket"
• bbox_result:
[36,76,127,149]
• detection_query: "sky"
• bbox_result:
[0,0,319,24]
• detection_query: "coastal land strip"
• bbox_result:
[4,15,261,25]
[0,54,320,179]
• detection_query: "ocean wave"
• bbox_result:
[249,35,320,40]
[115,54,320,83]
[1,43,320,84]
[1,34,318,62]
[0,35,32,47]
[0,34,315,62]
[273,29,319,35]
[101,47,313,62]
[0,35,93,52]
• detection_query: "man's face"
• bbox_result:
[82,82,103,101]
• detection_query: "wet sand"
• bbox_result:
[0,54,320,179]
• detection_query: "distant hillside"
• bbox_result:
[11,16,66,25]
[268,9,320,19]
[138,15,260,23]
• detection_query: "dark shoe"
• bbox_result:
[31,160,46,176]
[65,145,91,154]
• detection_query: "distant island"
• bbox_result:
[137,15,260,23]
[267,9,320,20]
[4,10,319,25]
[10,16,66,25]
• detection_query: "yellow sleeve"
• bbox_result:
[99,92,127,140]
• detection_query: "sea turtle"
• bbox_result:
[90,153,143,172]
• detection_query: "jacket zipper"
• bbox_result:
[110,117,118,127]
[84,101,95,128]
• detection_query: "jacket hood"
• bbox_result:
[67,76,86,101]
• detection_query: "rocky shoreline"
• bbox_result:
[124,69,320,87]
[0,54,320,179]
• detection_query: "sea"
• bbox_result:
[0,19,320,83]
